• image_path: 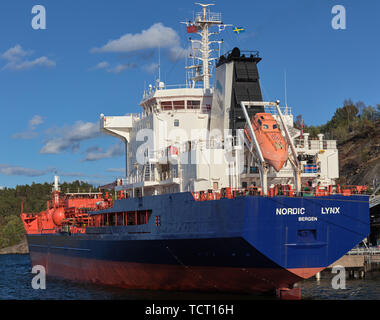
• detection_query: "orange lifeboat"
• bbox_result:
[244,113,288,172]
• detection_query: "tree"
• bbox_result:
[362,106,380,121]
[355,101,366,117]
[294,114,303,129]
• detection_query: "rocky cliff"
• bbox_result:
[337,119,380,187]
[0,237,28,254]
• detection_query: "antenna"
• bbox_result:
[195,3,215,20]
[185,53,188,88]
[284,69,288,114]
[158,43,161,82]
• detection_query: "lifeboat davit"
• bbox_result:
[244,113,288,172]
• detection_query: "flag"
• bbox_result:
[233,26,245,34]
[187,25,198,33]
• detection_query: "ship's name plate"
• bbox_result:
[321,207,340,214]
[275,207,341,215]
[276,208,305,215]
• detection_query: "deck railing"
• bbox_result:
[191,185,369,201]
[347,247,380,255]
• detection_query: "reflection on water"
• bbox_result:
[1,254,380,300]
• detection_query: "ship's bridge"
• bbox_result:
[100,83,215,191]
[139,84,213,115]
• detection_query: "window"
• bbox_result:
[273,124,278,129]
[116,213,123,226]
[98,210,152,227]
[187,100,200,109]
[173,101,185,110]
[174,119,179,127]
[161,101,172,111]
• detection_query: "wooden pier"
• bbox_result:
[322,248,380,278]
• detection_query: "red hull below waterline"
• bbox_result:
[30,252,321,294]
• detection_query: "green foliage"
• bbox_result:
[362,106,379,121]
[296,100,380,142]
[0,215,25,248]
[0,180,95,249]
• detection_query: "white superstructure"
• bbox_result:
[100,3,339,197]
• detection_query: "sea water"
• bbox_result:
[1,254,379,300]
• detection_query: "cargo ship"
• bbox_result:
[21,3,369,299]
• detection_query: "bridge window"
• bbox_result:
[263,124,269,129]
[173,100,185,110]
[273,124,278,129]
[161,101,173,110]
[187,100,200,109]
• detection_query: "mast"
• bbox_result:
[199,3,212,89]
[182,3,228,90]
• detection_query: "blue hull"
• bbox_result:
[27,193,370,292]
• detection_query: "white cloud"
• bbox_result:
[142,62,158,74]
[106,63,136,74]
[92,23,180,53]
[12,131,38,140]
[0,164,55,177]
[4,56,56,71]
[57,171,106,179]
[29,115,44,128]
[106,168,125,173]
[2,45,31,61]
[40,121,100,154]
[168,46,192,62]
[82,142,124,161]
[58,171,86,178]
[0,164,110,181]
[85,146,103,153]
[12,114,44,139]
[90,61,136,74]
[91,23,188,62]
[89,61,110,70]
[1,44,55,71]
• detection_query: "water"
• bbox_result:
[1,254,380,300]
[299,273,380,300]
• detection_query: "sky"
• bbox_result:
[0,0,379,188]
